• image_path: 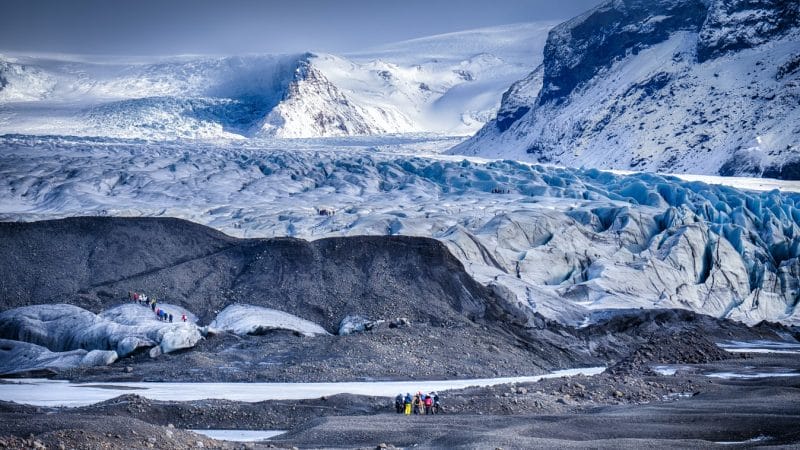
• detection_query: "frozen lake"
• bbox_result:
[717,340,800,355]
[0,367,605,407]
[190,429,285,442]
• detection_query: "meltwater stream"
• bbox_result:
[0,367,605,407]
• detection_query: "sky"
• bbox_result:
[0,0,603,56]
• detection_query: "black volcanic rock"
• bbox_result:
[697,0,800,61]
[0,217,500,330]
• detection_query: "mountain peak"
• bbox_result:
[455,0,800,179]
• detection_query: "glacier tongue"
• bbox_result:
[2,138,800,326]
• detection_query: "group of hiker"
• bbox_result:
[394,392,441,415]
[128,291,187,323]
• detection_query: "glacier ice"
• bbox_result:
[209,304,330,337]
[337,315,390,336]
[0,304,202,358]
[0,338,118,376]
[2,137,800,326]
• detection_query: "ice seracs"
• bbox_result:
[3,139,800,326]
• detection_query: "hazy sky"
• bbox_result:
[1,0,603,56]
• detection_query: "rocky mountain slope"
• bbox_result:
[454,0,800,178]
[0,23,553,139]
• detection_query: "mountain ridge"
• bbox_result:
[454,0,800,179]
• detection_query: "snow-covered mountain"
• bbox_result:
[0,22,554,139]
[454,0,800,179]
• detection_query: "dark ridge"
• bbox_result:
[0,217,500,330]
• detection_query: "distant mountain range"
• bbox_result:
[0,23,553,139]
[455,0,800,179]
[2,1,798,179]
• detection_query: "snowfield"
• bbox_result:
[0,22,554,140]
[2,136,800,328]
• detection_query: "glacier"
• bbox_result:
[2,136,800,327]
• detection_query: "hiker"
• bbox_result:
[181,313,187,322]
[395,394,404,414]
[151,300,156,312]
[432,392,441,414]
[412,393,421,415]
[168,313,173,323]
[424,393,433,414]
[404,393,412,415]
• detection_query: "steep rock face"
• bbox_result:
[494,66,542,133]
[454,0,800,178]
[539,0,707,105]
